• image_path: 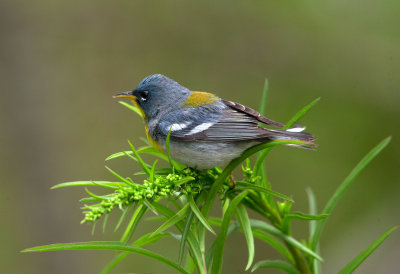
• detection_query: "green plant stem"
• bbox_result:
[259,198,282,226]
[286,244,311,274]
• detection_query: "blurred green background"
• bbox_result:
[1,0,399,273]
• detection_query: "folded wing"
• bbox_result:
[158,100,314,145]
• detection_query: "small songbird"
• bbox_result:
[114,74,315,169]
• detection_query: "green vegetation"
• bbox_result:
[23,82,396,273]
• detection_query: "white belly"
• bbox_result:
[166,141,256,169]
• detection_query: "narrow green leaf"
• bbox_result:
[254,147,275,207]
[164,232,182,241]
[134,168,173,176]
[184,255,196,273]
[52,181,125,189]
[106,147,169,162]
[306,188,318,238]
[205,220,241,270]
[188,195,215,234]
[114,204,133,232]
[175,176,196,186]
[245,158,251,169]
[102,234,182,274]
[80,196,110,203]
[235,204,255,271]
[127,141,151,175]
[306,187,321,274]
[105,146,168,164]
[150,160,158,184]
[286,212,328,221]
[206,221,240,270]
[166,129,174,170]
[235,181,293,202]
[23,241,187,274]
[143,199,158,216]
[140,137,151,145]
[101,252,129,274]
[91,181,122,190]
[146,216,167,222]
[253,82,279,205]
[240,197,266,216]
[137,146,169,161]
[252,229,294,264]
[208,217,223,227]
[254,79,272,196]
[121,204,147,243]
[281,212,328,237]
[179,210,195,265]
[222,198,230,216]
[152,203,205,274]
[339,226,398,274]
[212,191,249,274]
[178,196,190,208]
[150,204,190,238]
[205,241,216,270]
[105,166,135,187]
[210,217,293,265]
[91,221,97,235]
[168,197,183,211]
[105,151,132,161]
[118,100,143,117]
[254,147,272,178]
[102,214,108,233]
[133,232,172,247]
[250,219,323,261]
[151,203,180,223]
[284,97,320,129]
[311,137,391,251]
[258,78,269,117]
[84,188,107,201]
[122,151,139,163]
[252,260,299,273]
[111,212,175,274]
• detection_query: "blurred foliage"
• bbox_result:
[1,0,399,273]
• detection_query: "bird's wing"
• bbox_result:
[221,100,285,127]
[158,100,285,142]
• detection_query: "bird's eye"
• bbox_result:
[139,91,149,101]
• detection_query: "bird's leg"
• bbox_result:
[229,173,236,189]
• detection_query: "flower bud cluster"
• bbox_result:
[242,166,259,184]
[81,169,203,223]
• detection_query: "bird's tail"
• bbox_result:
[268,123,316,149]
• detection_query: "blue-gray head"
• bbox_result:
[114,74,191,119]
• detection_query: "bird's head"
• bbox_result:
[114,74,191,120]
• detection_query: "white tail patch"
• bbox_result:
[287,125,306,132]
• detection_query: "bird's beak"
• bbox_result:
[113,91,136,99]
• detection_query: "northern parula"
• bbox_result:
[114,74,315,169]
